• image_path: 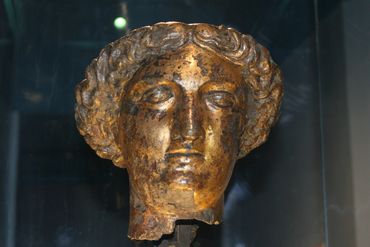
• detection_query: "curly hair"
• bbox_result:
[75,22,283,167]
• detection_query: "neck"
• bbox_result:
[127,190,224,241]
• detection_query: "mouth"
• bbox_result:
[165,148,203,160]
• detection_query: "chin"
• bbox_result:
[149,184,219,214]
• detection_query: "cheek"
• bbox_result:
[221,114,241,154]
[204,112,241,162]
[121,110,172,163]
[198,111,241,200]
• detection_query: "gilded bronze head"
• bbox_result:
[75,22,283,241]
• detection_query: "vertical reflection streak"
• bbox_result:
[5,111,19,247]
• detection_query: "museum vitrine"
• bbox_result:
[1,0,369,246]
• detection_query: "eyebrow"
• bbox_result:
[125,80,178,99]
[199,81,238,93]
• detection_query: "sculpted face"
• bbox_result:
[75,23,283,241]
[118,44,247,217]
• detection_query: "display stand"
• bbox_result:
[134,224,199,247]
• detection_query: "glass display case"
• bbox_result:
[1,0,369,246]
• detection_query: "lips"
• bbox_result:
[165,148,203,160]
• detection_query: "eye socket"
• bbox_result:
[141,86,174,104]
[206,91,236,108]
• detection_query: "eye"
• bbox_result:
[141,86,174,104]
[206,91,236,108]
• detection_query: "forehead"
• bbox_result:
[129,44,244,91]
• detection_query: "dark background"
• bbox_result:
[1,0,368,246]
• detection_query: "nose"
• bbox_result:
[177,94,203,141]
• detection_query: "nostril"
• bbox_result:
[171,131,182,140]
[184,143,192,149]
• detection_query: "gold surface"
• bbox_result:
[75,22,283,241]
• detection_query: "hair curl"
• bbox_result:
[75,22,283,167]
